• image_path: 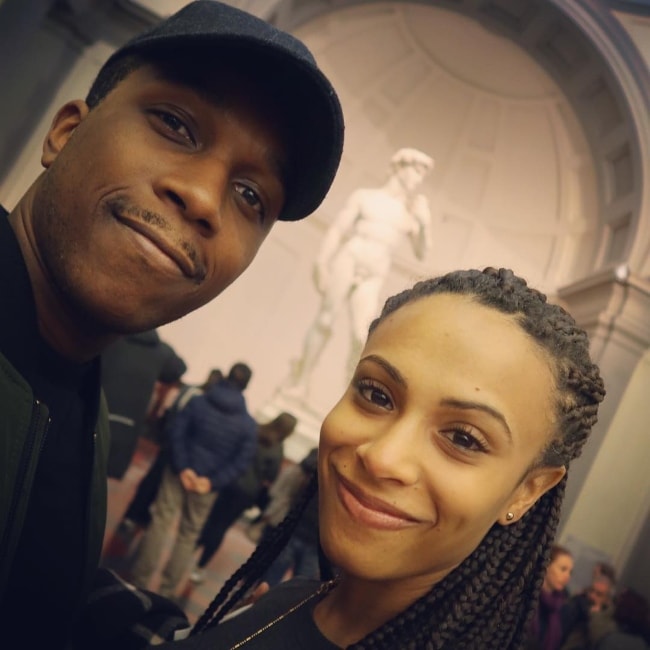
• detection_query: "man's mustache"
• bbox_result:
[109,196,207,282]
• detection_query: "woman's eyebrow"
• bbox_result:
[441,398,513,443]
[360,354,407,388]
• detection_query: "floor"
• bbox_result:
[101,437,257,625]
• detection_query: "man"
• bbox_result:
[0,1,344,646]
[281,147,433,400]
[102,329,187,479]
[130,362,257,599]
[560,570,617,649]
[116,367,225,536]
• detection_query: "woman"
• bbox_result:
[526,545,574,649]
[163,267,605,649]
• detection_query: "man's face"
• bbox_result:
[588,578,613,611]
[32,63,287,334]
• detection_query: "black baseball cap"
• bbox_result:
[99,0,344,222]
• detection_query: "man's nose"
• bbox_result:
[155,160,226,235]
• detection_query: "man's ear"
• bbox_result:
[41,100,89,168]
[498,465,566,526]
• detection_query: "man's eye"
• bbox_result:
[153,110,194,144]
[234,183,265,219]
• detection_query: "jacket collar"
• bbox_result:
[0,205,41,376]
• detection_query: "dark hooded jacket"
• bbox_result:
[167,379,257,491]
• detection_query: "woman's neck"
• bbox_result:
[313,573,434,647]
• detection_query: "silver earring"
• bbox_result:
[506,512,515,521]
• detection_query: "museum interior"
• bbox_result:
[1,0,649,635]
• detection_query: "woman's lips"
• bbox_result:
[336,472,424,530]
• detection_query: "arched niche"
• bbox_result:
[261,0,650,285]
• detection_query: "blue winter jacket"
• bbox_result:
[167,379,257,491]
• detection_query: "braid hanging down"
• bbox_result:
[192,470,319,635]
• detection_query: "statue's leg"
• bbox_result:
[282,262,353,398]
[346,277,383,380]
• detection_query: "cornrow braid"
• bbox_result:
[191,470,319,635]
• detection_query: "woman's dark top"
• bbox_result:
[160,579,340,649]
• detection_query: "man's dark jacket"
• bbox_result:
[0,208,110,620]
[102,330,186,478]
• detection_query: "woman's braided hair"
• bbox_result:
[193,268,605,648]
[191,470,320,635]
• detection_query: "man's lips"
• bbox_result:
[116,214,199,280]
[335,471,426,529]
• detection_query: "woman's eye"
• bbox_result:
[444,427,488,453]
[234,183,265,220]
[152,110,194,144]
[357,380,393,410]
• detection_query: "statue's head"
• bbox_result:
[390,147,434,192]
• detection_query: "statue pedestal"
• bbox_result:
[255,389,325,463]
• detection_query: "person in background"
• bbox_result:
[191,411,298,583]
[593,563,616,582]
[526,545,574,650]
[129,362,258,598]
[114,368,224,539]
[0,0,343,643]
[561,568,617,650]
[102,329,186,480]
[594,588,650,650]
[259,447,321,587]
[161,267,605,649]
[247,447,320,545]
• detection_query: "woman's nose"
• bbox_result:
[355,421,423,486]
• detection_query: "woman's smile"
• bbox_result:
[335,470,426,530]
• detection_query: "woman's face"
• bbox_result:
[543,553,574,593]
[318,293,565,593]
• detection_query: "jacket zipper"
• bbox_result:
[0,399,50,571]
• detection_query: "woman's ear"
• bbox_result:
[499,465,566,525]
[41,100,89,168]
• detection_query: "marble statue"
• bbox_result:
[282,147,434,401]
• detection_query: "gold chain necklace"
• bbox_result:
[227,579,338,650]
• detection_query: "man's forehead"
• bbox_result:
[137,57,247,102]
[161,61,289,186]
